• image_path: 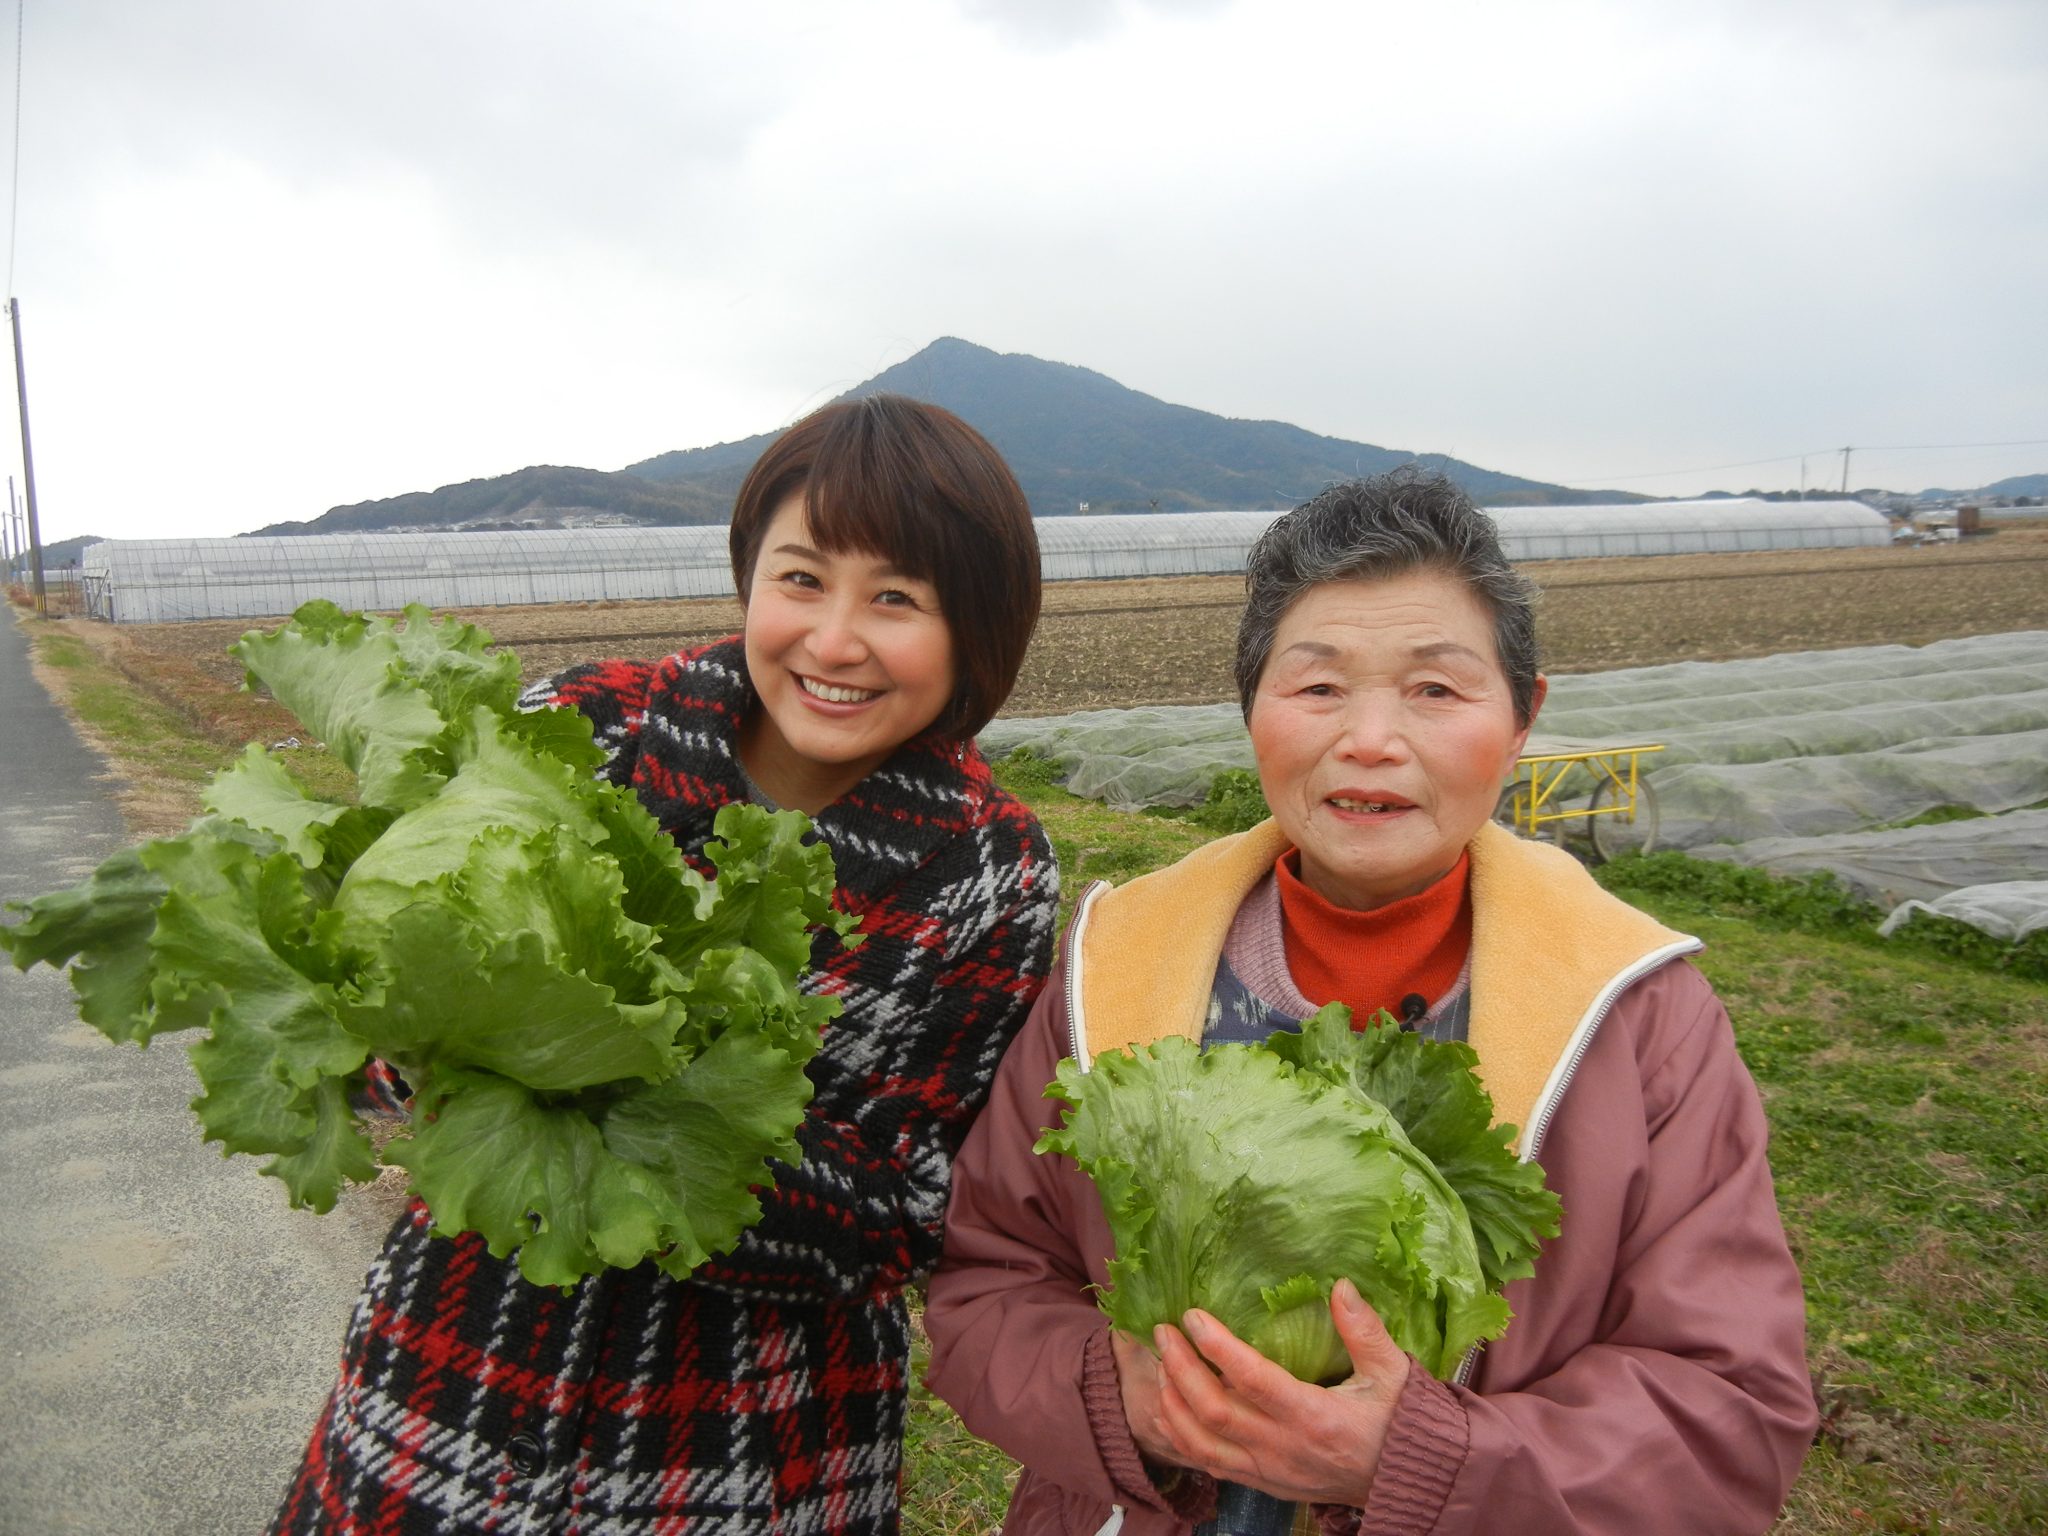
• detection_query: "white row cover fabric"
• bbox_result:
[985,632,2048,821]
[1878,882,2048,942]
[1689,810,2048,909]
[1637,729,2048,849]
[980,631,2048,942]
[79,498,1890,623]
[981,703,1254,810]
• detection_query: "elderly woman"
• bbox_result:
[922,471,1817,1535]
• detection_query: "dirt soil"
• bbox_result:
[95,527,2048,721]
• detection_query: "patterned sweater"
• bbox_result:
[272,637,1059,1536]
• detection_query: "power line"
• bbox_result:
[1563,438,2048,487]
[1855,438,2048,454]
[1563,452,1812,485]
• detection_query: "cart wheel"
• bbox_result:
[1494,779,1562,842]
[1588,776,1660,862]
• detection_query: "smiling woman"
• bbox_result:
[271,396,1060,1536]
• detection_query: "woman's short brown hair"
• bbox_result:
[728,394,1041,741]
[1235,468,1542,727]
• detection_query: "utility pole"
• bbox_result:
[1840,446,1853,496]
[7,296,44,613]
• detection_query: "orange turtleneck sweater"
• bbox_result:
[1275,850,1473,1026]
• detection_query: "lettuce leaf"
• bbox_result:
[1,601,857,1287]
[1267,1007,1561,1295]
[1038,1006,1562,1382]
[0,845,167,1043]
[229,599,454,810]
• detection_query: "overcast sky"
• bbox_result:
[6,0,2046,544]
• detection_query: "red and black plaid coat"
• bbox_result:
[272,637,1058,1536]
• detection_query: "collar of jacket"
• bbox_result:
[1069,819,1700,1153]
[655,636,996,906]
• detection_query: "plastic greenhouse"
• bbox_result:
[77,498,1891,624]
[1033,512,1284,580]
[1483,499,1888,559]
[81,528,737,624]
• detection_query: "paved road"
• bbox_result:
[0,611,392,1535]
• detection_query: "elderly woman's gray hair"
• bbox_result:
[1234,468,1542,725]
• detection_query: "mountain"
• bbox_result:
[1918,473,2048,500]
[250,338,1633,536]
[624,338,1628,511]
[249,465,729,537]
[6,532,103,570]
[1988,473,2048,499]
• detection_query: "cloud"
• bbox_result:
[956,0,1230,49]
[6,0,2045,541]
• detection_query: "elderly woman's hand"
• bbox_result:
[1112,1328,1196,1470]
[1150,1278,1412,1507]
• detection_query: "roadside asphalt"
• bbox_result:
[0,610,396,1535]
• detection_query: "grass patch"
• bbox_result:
[36,632,91,668]
[991,751,1214,929]
[19,614,355,834]
[988,745,1064,791]
[1643,907,2048,1531]
[903,1305,1018,1536]
[68,669,230,789]
[1549,852,2048,1528]
[1181,766,1270,835]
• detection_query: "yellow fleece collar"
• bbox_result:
[1074,820,1696,1150]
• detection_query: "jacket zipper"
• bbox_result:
[1062,881,1124,1536]
[1450,936,1702,1389]
[1065,880,1109,1069]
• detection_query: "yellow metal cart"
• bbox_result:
[1494,742,1665,862]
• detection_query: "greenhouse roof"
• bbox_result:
[1486,498,1885,534]
[82,527,733,578]
[75,497,1894,623]
[82,498,1889,571]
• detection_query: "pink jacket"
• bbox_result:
[924,821,1818,1535]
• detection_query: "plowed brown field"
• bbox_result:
[113,527,2048,719]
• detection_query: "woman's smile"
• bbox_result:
[795,673,885,706]
[1325,792,1417,816]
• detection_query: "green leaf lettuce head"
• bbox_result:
[1036,1005,1562,1382]
[0,602,860,1290]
